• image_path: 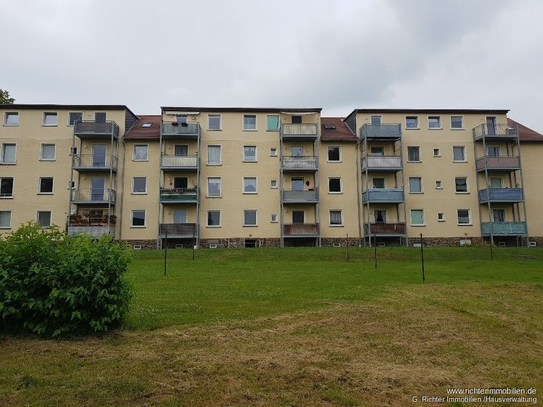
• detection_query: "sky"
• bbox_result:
[2,0,542,132]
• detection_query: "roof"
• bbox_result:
[345,108,510,118]
[321,117,356,142]
[123,115,161,139]
[161,107,322,113]
[0,104,139,120]
[508,118,543,142]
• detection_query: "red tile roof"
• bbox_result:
[124,115,161,139]
[508,118,543,142]
[321,117,356,142]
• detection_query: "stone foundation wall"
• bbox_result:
[321,238,362,247]
[123,239,157,249]
[410,237,484,247]
[199,238,281,248]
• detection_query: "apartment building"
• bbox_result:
[1,104,542,247]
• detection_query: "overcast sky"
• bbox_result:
[2,0,542,132]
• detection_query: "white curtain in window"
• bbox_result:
[330,211,342,225]
[244,146,256,161]
[208,178,221,196]
[244,178,257,192]
[134,146,147,160]
[208,146,221,164]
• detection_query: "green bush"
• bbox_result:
[0,222,132,337]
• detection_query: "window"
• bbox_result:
[243,146,257,162]
[243,115,257,130]
[493,209,506,222]
[244,210,257,226]
[291,146,303,157]
[328,146,341,162]
[291,178,304,190]
[208,114,221,130]
[292,210,305,223]
[68,112,82,126]
[243,177,257,194]
[373,178,385,189]
[406,116,418,129]
[43,112,58,126]
[131,210,146,227]
[270,180,277,189]
[457,209,471,225]
[173,177,188,189]
[455,177,468,193]
[1,144,16,163]
[371,116,382,125]
[207,177,221,197]
[95,112,106,123]
[271,214,278,223]
[292,115,302,124]
[428,116,441,129]
[410,209,425,226]
[207,210,221,227]
[176,115,187,124]
[270,148,278,157]
[0,178,14,197]
[453,146,466,162]
[374,210,386,223]
[433,148,441,157]
[39,177,54,194]
[370,146,384,156]
[407,146,420,162]
[141,123,152,128]
[4,112,19,126]
[133,177,147,194]
[409,177,422,193]
[267,115,279,131]
[40,144,56,160]
[437,213,445,222]
[329,210,343,226]
[487,146,501,157]
[0,211,11,228]
[37,211,52,228]
[67,180,76,190]
[451,116,463,129]
[490,177,503,188]
[174,145,188,156]
[328,178,342,193]
[70,146,78,156]
[435,180,443,189]
[207,145,221,165]
[133,145,148,161]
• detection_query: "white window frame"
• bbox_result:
[1,143,17,164]
[372,177,385,189]
[243,114,257,131]
[243,177,258,194]
[405,116,419,129]
[270,213,278,223]
[450,116,464,130]
[408,177,423,194]
[208,114,222,131]
[455,177,469,194]
[457,209,471,226]
[4,112,19,126]
[270,179,278,189]
[131,210,146,228]
[437,213,445,222]
[206,210,221,227]
[40,143,56,161]
[38,177,54,194]
[270,148,278,157]
[243,209,258,227]
[207,145,222,165]
[428,116,442,129]
[37,211,52,228]
[329,210,343,227]
[328,177,342,194]
[433,148,441,157]
[67,180,77,190]
[68,112,83,126]
[70,146,78,156]
[453,146,467,162]
[370,146,384,156]
[487,145,501,157]
[410,209,425,227]
[133,144,149,161]
[132,177,147,194]
[0,177,14,198]
[327,146,341,162]
[207,177,222,198]
[0,211,11,229]
[243,146,257,162]
[435,180,443,189]
[266,115,280,131]
[407,146,421,162]
[42,112,58,126]
[370,115,382,125]
[490,177,503,188]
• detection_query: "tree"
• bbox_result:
[0,89,15,104]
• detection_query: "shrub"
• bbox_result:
[0,222,132,337]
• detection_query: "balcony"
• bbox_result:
[481,221,527,236]
[71,189,116,205]
[159,223,197,238]
[68,226,115,238]
[360,124,402,140]
[160,188,198,203]
[283,223,320,237]
[74,121,119,139]
[282,156,318,171]
[161,123,200,139]
[361,156,402,172]
[362,188,404,203]
[161,155,199,170]
[282,189,319,203]
[478,188,523,203]
[473,123,518,141]
[364,222,406,235]
[73,154,118,172]
[475,156,520,172]
[281,123,318,140]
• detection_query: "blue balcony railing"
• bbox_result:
[362,188,404,203]
[161,123,200,137]
[478,188,523,203]
[360,124,402,139]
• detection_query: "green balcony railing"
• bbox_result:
[481,222,527,235]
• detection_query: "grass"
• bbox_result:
[0,246,542,406]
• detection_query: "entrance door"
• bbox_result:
[173,210,187,224]
[493,209,506,222]
[91,178,105,201]
[291,146,303,157]
[292,211,305,224]
[374,210,387,223]
[175,145,188,156]
[291,178,304,191]
[92,144,107,167]
[174,177,188,189]
[487,117,497,135]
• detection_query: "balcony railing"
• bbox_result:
[68,226,115,237]
[283,223,320,236]
[74,121,119,138]
[473,123,518,140]
[71,188,116,204]
[362,188,404,203]
[281,123,318,138]
[73,154,118,171]
[160,188,198,203]
[282,156,318,171]
[159,223,197,238]
[282,189,319,203]
[478,188,523,203]
[364,222,406,235]
[161,123,200,137]
[361,156,402,171]
[481,221,527,235]
[475,156,520,171]
[161,155,199,169]
[360,124,402,139]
